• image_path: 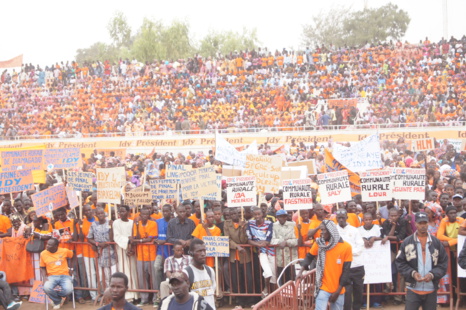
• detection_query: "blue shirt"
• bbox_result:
[156,218,173,258]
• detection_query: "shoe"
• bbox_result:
[153,300,160,308]
[372,302,382,308]
[52,304,61,310]
[7,301,22,310]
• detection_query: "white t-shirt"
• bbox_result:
[358,224,382,238]
[183,265,216,310]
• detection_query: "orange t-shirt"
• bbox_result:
[189,214,202,227]
[310,241,353,294]
[40,247,74,276]
[78,217,97,258]
[151,213,163,220]
[298,221,312,259]
[192,224,221,267]
[133,221,158,261]
[54,219,75,250]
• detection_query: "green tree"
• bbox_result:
[160,20,193,61]
[75,42,118,63]
[107,11,132,48]
[302,3,410,48]
[198,28,260,57]
[131,18,164,63]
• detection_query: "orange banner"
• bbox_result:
[0,54,23,68]
[0,238,34,283]
[324,149,361,196]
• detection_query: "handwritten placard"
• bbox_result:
[197,166,218,197]
[44,148,81,169]
[0,170,34,195]
[282,179,313,210]
[32,184,68,217]
[360,170,392,202]
[243,154,281,193]
[179,170,199,200]
[226,176,256,207]
[391,168,425,200]
[150,179,177,200]
[412,138,435,152]
[1,148,45,171]
[363,241,392,284]
[96,167,125,204]
[125,188,152,205]
[202,175,222,201]
[67,171,93,192]
[317,171,351,205]
[66,187,79,209]
[29,280,52,304]
[166,164,192,182]
[203,236,230,257]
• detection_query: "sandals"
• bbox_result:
[77,298,86,304]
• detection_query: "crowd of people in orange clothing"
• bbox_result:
[0,36,466,139]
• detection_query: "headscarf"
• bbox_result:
[315,220,342,297]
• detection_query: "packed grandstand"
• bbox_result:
[0,36,465,140]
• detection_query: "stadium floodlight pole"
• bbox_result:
[443,0,448,39]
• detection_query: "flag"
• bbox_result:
[0,54,23,68]
[324,149,361,196]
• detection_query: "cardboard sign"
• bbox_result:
[96,167,125,204]
[226,176,256,208]
[317,171,351,205]
[0,148,45,171]
[32,184,68,217]
[66,187,79,209]
[332,134,383,172]
[328,98,358,108]
[203,236,229,257]
[44,148,81,169]
[282,179,313,210]
[458,235,466,278]
[166,164,192,182]
[179,169,209,200]
[391,168,425,200]
[360,170,392,202]
[125,188,152,205]
[197,166,218,197]
[96,148,127,159]
[363,241,392,284]
[0,169,34,195]
[67,171,93,192]
[29,280,52,304]
[412,138,435,152]
[287,159,316,175]
[222,166,242,177]
[243,154,282,193]
[202,175,222,201]
[150,179,178,200]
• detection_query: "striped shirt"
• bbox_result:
[246,219,274,255]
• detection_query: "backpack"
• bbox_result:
[185,265,213,287]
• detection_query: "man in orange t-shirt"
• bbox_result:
[131,208,158,306]
[189,200,202,226]
[191,211,221,267]
[297,220,352,310]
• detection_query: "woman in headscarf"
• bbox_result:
[297,220,353,310]
[24,210,52,281]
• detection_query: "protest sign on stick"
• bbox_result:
[317,171,351,205]
[150,179,178,200]
[360,170,392,202]
[32,184,67,217]
[125,188,152,205]
[282,179,313,210]
[44,148,81,169]
[0,170,34,195]
[226,176,256,208]
[412,138,435,152]
[363,241,392,284]
[243,154,281,193]
[67,171,93,192]
[96,167,125,204]
[391,168,425,200]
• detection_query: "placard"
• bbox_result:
[391,168,425,200]
[67,171,93,192]
[412,138,435,152]
[166,164,192,182]
[66,187,79,209]
[226,176,256,207]
[203,236,229,257]
[317,171,351,205]
[44,148,81,169]
[243,154,281,193]
[125,188,152,205]
[96,167,125,204]
[458,235,466,278]
[282,179,313,210]
[363,241,392,284]
[96,148,127,159]
[215,134,242,166]
[197,166,218,196]
[332,134,383,172]
[32,184,68,217]
[0,169,34,195]
[1,148,45,171]
[179,169,199,200]
[287,159,316,175]
[150,179,178,200]
[360,170,392,202]
[202,175,222,201]
[29,280,52,304]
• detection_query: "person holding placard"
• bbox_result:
[191,211,221,268]
[395,212,448,310]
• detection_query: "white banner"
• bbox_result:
[226,176,257,208]
[360,170,392,202]
[363,241,392,284]
[391,168,426,200]
[215,134,241,166]
[96,167,125,204]
[458,235,466,278]
[282,179,313,210]
[317,171,351,205]
[332,134,383,172]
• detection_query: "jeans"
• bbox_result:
[153,255,165,294]
[344,266,365,310]
[43,275,73,305]
[0,280,13,309]
[405,289,437,310]
[315,290,345,310]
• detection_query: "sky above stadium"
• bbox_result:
[1,0,465,67]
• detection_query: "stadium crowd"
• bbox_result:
[0,136,465,309]
[1,36,466,139]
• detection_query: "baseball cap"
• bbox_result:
[276,209,287,216]
[169,271,187,284]
[415,212,428,223]
[453,194,463,200]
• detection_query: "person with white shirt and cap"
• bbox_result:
[335,209,365,310]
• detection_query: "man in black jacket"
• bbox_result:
[395,212,448,310]
[98,272,141,310]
